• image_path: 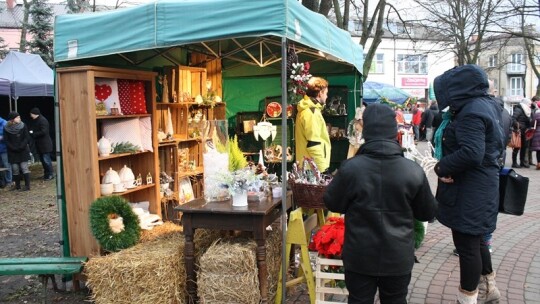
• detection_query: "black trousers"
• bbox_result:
[452,230,493,292]
[344,270,411,304]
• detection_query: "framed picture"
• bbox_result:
[179,177,195,202]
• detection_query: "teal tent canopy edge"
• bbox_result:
[53,0,363,71]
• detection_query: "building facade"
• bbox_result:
[350,21,456,102]
[478,34,540,102]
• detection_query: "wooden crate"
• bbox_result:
[315,257,348,304]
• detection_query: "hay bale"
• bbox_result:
[197,229,282,304]
[85,228,221,304]
[139,221,183,243]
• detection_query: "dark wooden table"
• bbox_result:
[175,191,292,304]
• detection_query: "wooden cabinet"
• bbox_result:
[57,66,159,257]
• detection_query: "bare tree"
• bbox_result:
[520,13,540,97]
[19,0,31,52]
[411,0,506,66]
[302,0,405,81]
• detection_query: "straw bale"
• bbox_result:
[85,228,221,304]
[197,229,282,304]
[139,221,183,243]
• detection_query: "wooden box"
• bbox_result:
[315,257,349,303]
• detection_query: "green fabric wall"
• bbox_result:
[223,72,362,122]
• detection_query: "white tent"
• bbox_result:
[0,51,54,111]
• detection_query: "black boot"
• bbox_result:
[11,175,21,191]
[512,151,519,168]
[22,173,30,191]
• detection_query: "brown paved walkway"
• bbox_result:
[286,146,540,303]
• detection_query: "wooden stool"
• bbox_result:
[275,207,317,304]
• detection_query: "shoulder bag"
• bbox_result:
[499,168,529,216]
[508,130,521,148]
[524,119,537,141]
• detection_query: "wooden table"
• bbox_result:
[175,191,291,304]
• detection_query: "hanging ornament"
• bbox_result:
[253,114,277,141]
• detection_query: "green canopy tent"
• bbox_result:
[54,0,363,299]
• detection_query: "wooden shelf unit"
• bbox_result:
[57,66,160,258]
[155,66,226,205]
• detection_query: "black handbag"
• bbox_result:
[499,168,529,216]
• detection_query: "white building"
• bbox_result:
[478,33,540,102]
[350,22,456,102]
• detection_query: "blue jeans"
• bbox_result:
[40,152,54,178]
[0,152,12,184]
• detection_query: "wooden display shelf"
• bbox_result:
[178,167,203,179]
[158,140,179,147]
[98,151,152,161]
[156,102,225,107]
[179,137,201,143]
[96,114,152,120]
[101,183,156,198]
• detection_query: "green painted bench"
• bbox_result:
[0,257,88,303]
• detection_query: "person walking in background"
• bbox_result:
[530,97,540,170]
[420,101,438,142]
[3,112,32,191]
[295,77,331,173]
[433,65,504,304]
[527,101,537,166]
[323,103,438,304]
[0,115,13,188]
[29,108,54,180]
[512,98,533,168]
[412,105,422,141]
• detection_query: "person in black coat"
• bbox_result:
[3,111,32,191]
[511,99,532,168]
[433,65,505,303]
[420,102,439,142]
[29,108,54,180]
[323,103,437,303]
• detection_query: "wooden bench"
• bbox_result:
[0,257,88,303]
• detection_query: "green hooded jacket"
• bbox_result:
[295,96,331,172]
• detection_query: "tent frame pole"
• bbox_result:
[280,36,288,304]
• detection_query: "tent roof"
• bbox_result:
[0,51,54,98]
[53,0,363,72]
[0,78,10,96]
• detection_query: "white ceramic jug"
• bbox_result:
[119,165,136,188]
[102,167,121,185]
[98,136,114,157]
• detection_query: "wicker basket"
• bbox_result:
[291,182,327,209]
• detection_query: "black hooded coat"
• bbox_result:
[433,64,505,236]
[323,104,437,276]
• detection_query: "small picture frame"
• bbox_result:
[179,177,195,202]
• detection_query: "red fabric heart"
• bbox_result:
[95,84,112,102]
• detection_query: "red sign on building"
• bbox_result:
[401,77,428,87]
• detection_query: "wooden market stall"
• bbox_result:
[53,0,364,302]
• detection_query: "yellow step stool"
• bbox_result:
[275,207,318,304]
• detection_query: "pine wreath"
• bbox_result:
[89,196,141,252]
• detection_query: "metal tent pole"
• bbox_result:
[280,36,288,304]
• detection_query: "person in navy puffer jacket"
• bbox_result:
[433,64,505,304]
[0,116,13,187]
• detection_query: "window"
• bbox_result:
[369,53,384,74]
[534,54,540,66]
[509,77,523,96]
[508,53,524,72]
[488,55,497,68]
[397,54,427,74]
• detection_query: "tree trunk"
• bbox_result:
[319,0,333,17]
[19,0,31,52]
[302,0,319,12]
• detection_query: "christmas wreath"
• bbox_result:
[89,196,141,252]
